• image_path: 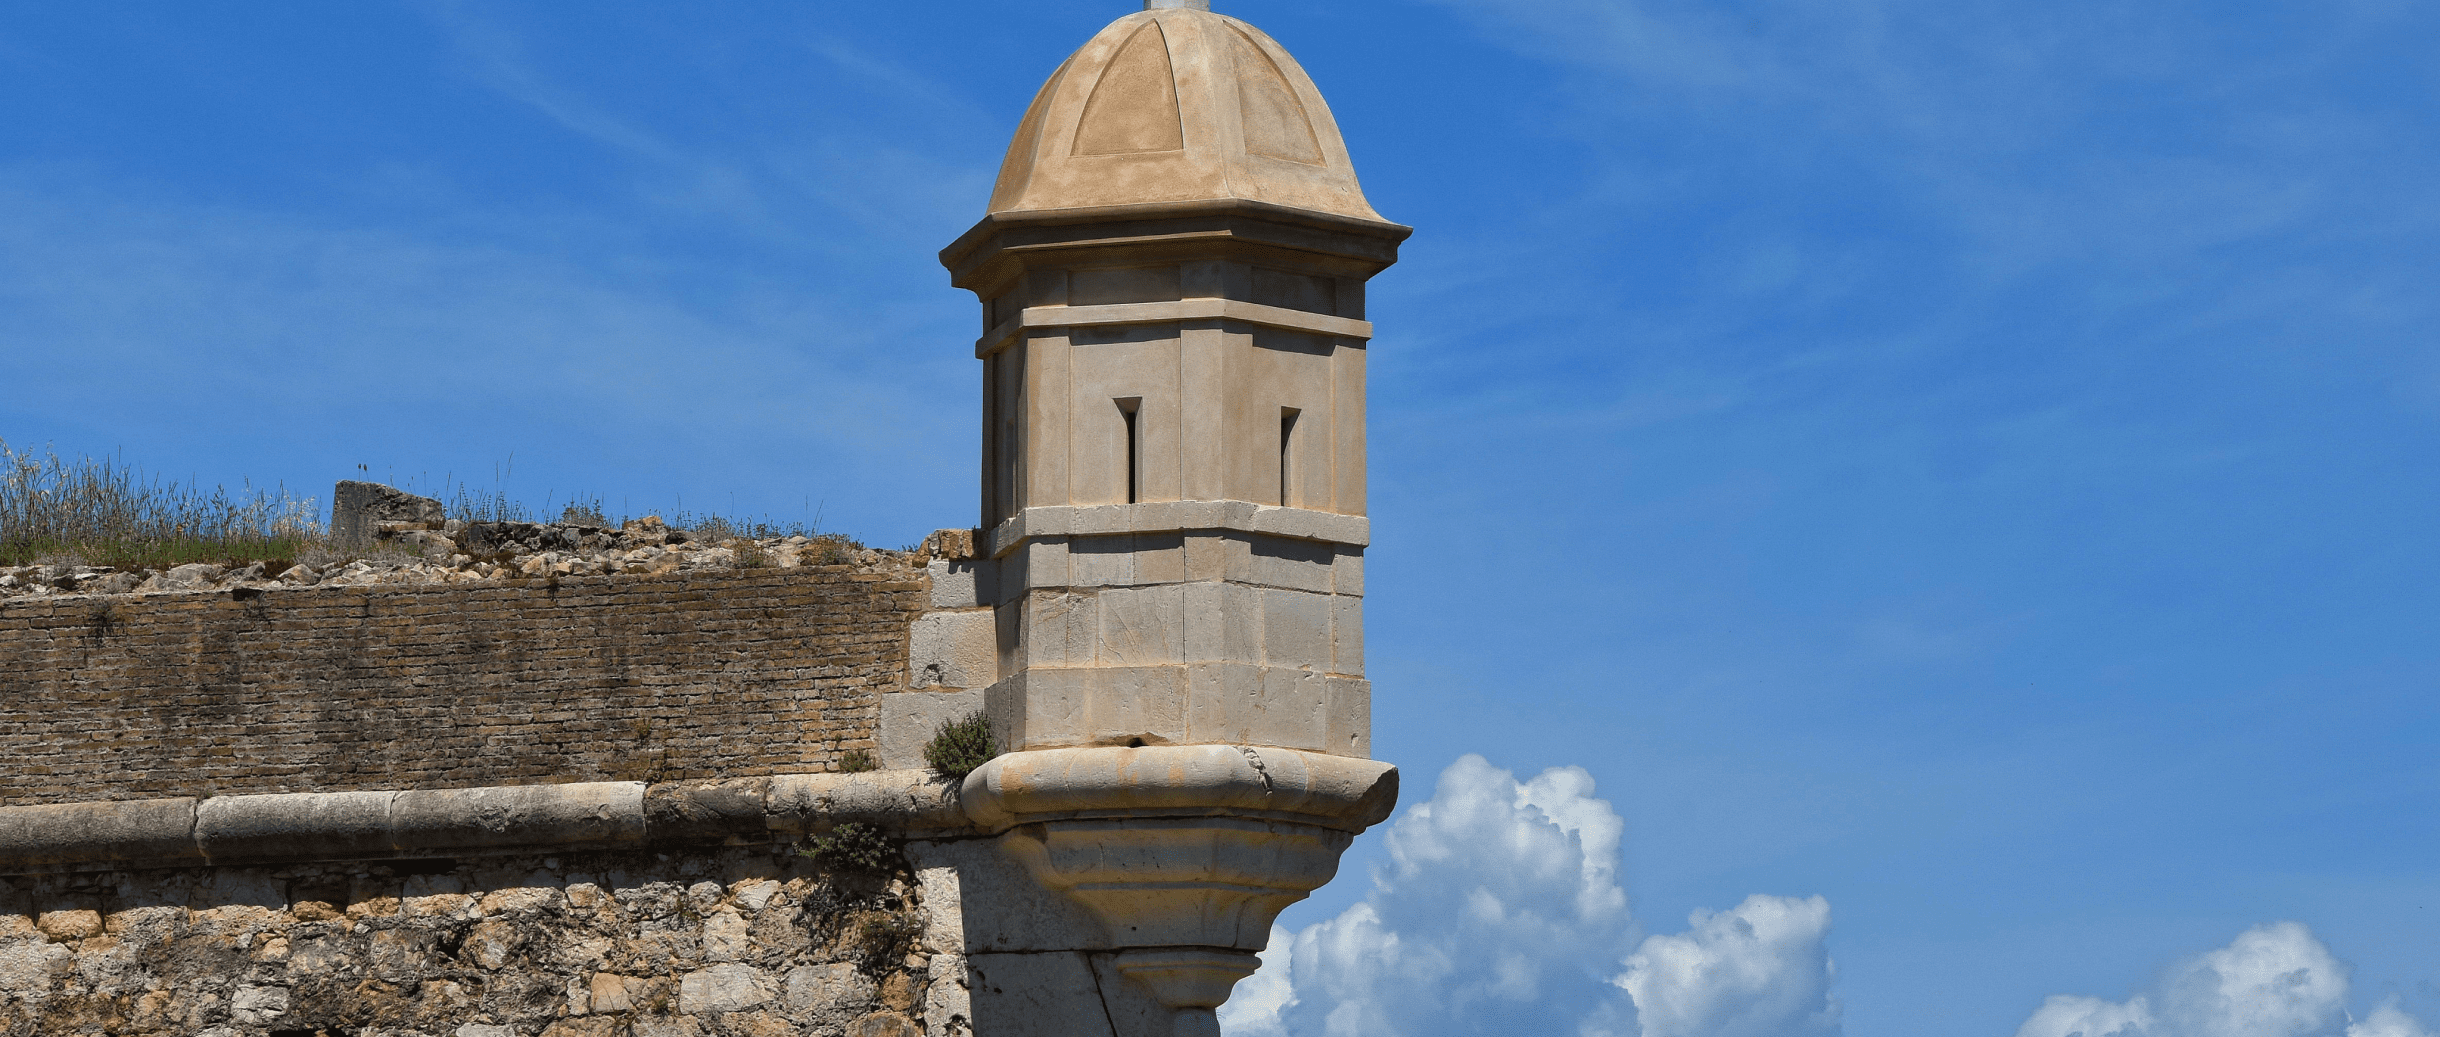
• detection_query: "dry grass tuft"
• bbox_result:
[3,441,871,576]
[1,440,323,570]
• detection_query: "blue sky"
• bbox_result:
[3,2,2435,1035]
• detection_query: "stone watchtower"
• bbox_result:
[937,1,1409,1034]
[0,4,1408,1036]
[942,0,1403,753]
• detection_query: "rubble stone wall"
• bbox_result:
[0,845,962,1037]
[0,564,928,808]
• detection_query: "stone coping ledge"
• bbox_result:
[960,745,1398,834]
[0,771,970,875]
[985,503,1368,559]
[940,196,1413,282]
[974,297,1374,357]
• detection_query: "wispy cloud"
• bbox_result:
[0,162,971,539]
[1461,0,2428,264]
[4,4,1012,539]
[427,9,675,161]
[801,35,999,130]
[410,2,994,253]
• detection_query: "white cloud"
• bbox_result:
[1221,755,1839,1037]
[2161,922,2351,1037]
[2350,1001,2437,1037]
[1617,894,1841,1037]
[1221,758,2433,1037]
[2012,922,2431,1037]
[2018,994,2160,1037]
[1220,927,1298,1037]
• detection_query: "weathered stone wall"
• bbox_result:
[0,845,960,1037]
[0,564,928,807]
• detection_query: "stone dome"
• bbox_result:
[987,5,1387,222]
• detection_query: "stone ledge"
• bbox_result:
[985,503,1368,559]
[959,745,1397,834]
[0,771,971,875]
[975,297,1375,356]
[940,196,1412,291]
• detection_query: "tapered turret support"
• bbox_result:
[938,5,1407,1034]
[960,745,1397,1036]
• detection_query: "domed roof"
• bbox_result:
[987,5,1387,223]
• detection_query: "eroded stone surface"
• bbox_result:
[0,517,894,604]
[0,847,960,1037]
[0,563,933,809]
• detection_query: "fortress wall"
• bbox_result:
[0,564,928,808]
[0,845,955,1037]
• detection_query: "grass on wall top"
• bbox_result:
[0,440,322,570]
[0,439,864,571]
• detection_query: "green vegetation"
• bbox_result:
[800,821,900,876]
[1,442,870,576]
[838,748,878,773]
[1,439,322,570]
[923,710,998,783]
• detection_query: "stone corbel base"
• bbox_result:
[960,745,1397,1036]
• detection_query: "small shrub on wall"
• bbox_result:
[924,711,997,782]
[800,821,900,876]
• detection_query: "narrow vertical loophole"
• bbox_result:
[1278,407,1301,507]
[982,353,1000,522]
[1117,398,1143,504]
[1004,354,1027,519]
